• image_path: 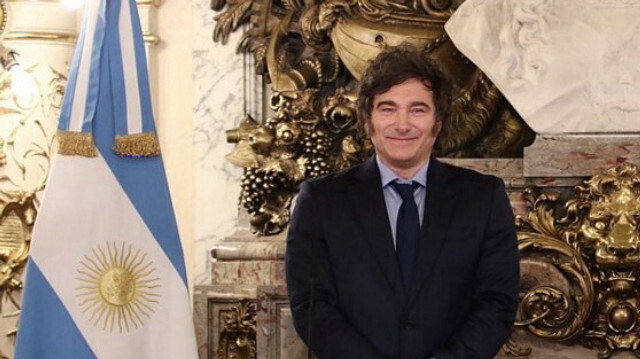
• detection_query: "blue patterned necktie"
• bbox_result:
[391,181,421,292]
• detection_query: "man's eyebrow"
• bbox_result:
[375,101,431,108]
[375,100,397,108]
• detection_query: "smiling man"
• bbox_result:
[285,45,520,359]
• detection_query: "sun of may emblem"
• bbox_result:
[76,242,161,332]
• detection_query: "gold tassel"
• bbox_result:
[113,132,161,157]
[57,131,97,157]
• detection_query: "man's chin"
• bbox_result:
[386,156,428,169]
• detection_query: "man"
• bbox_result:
[285,45,519,359]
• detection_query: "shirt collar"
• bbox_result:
[375,154,429,188]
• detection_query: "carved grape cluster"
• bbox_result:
[240,167,291,214]
[301,129,332,178]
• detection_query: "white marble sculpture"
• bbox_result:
[446,0,640,134]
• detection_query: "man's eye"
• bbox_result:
[411,107,427,114]
[380,107,394,113]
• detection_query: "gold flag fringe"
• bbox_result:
[57,131,97,157]
[113,132,161,157]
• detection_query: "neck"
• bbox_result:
[379,157,429,180]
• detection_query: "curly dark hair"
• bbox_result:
[356,44,453,134]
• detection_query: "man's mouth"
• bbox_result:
[388,137,417,141]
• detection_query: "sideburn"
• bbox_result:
[432,119,442,136]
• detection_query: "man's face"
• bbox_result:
[367,78,441,172]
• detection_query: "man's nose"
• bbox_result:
[394,111,411,131]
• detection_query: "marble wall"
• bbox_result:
[192,0,256,286]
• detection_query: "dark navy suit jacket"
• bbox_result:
[285,157,519,359]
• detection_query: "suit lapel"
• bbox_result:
[348,157,406,304]
[408,159,459,304]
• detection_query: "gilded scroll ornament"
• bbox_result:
[217,300,257,359]
[511,164,640,358]
[213,0,534,234]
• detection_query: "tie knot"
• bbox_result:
[391,181,419,201]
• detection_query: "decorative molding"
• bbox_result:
[256,286,308,359]
[0,1,7,37]
[4,31,77,43]
[217,299,257,359]
[194,286,259,359]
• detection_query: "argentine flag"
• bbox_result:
[14,0,198,358]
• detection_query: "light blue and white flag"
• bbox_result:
[15,0,198,358]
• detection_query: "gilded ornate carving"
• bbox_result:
[213,0,534,234]
[212,0,255,45]
[500,337,532,357]
[0,63,60,355]
[510,164,640,358]
[217,300,257,359]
